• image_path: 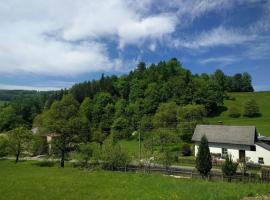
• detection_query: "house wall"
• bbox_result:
[246,144,270,166]
[194,143,270,166]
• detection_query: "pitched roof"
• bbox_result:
[256,141,270,151]
[192,125,256,145]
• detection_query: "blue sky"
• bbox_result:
[0,0,269,91]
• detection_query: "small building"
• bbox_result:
[192,125,270,166]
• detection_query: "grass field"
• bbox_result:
[0,160,269,200]
[208,92,270,136]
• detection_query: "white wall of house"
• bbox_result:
[246,144,270,166]
[194,143,270,166]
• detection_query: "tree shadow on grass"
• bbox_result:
[32,160,56,167]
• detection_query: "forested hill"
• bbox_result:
[0,58,254,134]
[69,58,253,113]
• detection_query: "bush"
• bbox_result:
[228,106,241,118]
[78,142,100,167]
[243,99,260,117]
[222,154,238,182]
[102,139,131,170]
[181,143,192,156]
[158,150,173,170]
[0,136,8,157]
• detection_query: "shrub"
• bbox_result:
[158,150,173,170]
[0,136,8,157]
[78,143,96,167]
[243,99,260,117]
[222,154,238,182]
[102,139,131,170]
[181,143,191,156]
[228,106,241,118]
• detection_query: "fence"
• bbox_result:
[113,164,269,183]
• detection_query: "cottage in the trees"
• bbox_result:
[192,125,270,166]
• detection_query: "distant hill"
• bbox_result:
[0,90,44,102]
[208,92,270,136]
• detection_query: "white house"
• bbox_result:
[192,125,270,166]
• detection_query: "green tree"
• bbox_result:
[78,142,100,166]
[222,154,238,182]
[79,97,93,121]
[213,69,226,92]
[7,127,33,163]
[241,72,254,92]
[0,135,8,157]
[177,104,206,142]
[195,135,212,177]
[228,106,241,118]
[111,117,131,141]
[102,139,131,170]
[43,95,80,167]
[153,102,178,128]
[159,149,173,171]
[243,99,260,117]
[0,105,22,132]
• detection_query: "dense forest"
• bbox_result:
[0,58,253,140]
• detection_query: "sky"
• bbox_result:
[0,0,269,91]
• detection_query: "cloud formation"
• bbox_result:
[0,0,177,76]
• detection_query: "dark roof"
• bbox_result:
[256,141,270,151]
[258,136,270,142]
[192,125,256,145]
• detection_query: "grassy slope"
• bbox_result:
[0,160,269,200]
[208,92,270,136]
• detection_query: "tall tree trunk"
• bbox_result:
[60,150,65,168]
[15,151,20,163]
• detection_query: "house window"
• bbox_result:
[222,148,228,159]
[258,157,264,164]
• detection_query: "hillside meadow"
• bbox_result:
[208,92,270,136]
[0,160,269,200]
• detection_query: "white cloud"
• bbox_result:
[118,15,176,49]
[199,56,239,65]
[174,26,257,49]
[0,0,178,76]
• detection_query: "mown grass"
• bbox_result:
[208,92,270,136]
[0,160,269,200]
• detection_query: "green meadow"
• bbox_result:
[208,92,270,136]
[0,160,269,200]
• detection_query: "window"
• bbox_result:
[258,157,264,164]
[222,148,228,159]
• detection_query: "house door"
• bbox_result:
[239,150,245,162]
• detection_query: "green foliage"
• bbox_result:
[111,117,131,141]
[42,94,82,167]
[222,154,238,180]
[228,106,241,118]
[158,150,173,169]
[0,105,22,131]
[31,135,48,156]
[195,135,212,176]
[7,127,33,163]
[153,128,179,152]
[153,102,178,128]
[0,135,8,157]
[78,142,100,166]
[177,104,207,142]
[102,139,131,170]
[243,99,260,117]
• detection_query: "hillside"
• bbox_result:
[208,92,270,136]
